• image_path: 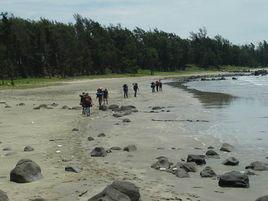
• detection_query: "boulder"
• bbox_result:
[218,171,249,188]
[122,118,131,123]
[111,147,122,151]
[256,195,268,201]
[173,168,190,178]
[200,166,217,178]
[72,128,79,132]
[90,147,107,157]
[62,105,70,109]
[88,180,140,201]
[176,162,197,172]
[151,157,173,170]
[24,146,34,152]
[206,150,220,159]
[17,103,25,106]
[220,143,234,152]
[152,106,165,110]
[0,190,9,201]
[97,133,106,137]
[88,137,95,141]
[10,159,42,183]
[123,145,137,152]
[65,166,82,173]
[33,104,53,110]
[120,105,136,111]
[187,155,206,165]
[246,161,268,171]
[223,157,239,166]
[50,103,58,107]
[108,104,120,110]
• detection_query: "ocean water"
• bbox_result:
[178,76,268,154]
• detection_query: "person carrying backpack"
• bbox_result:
[96,88,104,106]
[84,93,93,117]
[123,84,128,98]
[133,83,139,97]
[151,82,156,93]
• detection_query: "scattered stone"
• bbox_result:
[10,159,42,183]
[256,195,268,201]
[87,137,95,141]
[4,105,11,108]
[223,157,239,166]
[245,161,268,171]
[50,103,58,107]
[65,166,82,173]
[152,106,165,110]
[33,104,53,110]
[218,171,249,188]
[173,168,190,178]
[62,105,70,109]
[24,146,34,152]
[111,147,122,151]
[0,190,9,201]
[123,145,137,152]
[90,147,107,157]
[108,104,120,110]
[29,197,46,201]
[200,166,217,178]
[99,105,108,111]
[176,162,197,172]
[88,180,140,201]
[206,150,220,159]
[113,113,123,118]
[187,155,206,165]
[71,106,81,110]
[72,128,79,132]
[120,105,136,111]
[207,146,214,149]
[3,147,11,151]
[122,118,131,123]
[151,157,173,170]
[97,133,106,137]
[17,103,25,106]
[245,170,258,176]
[220,143,234,152]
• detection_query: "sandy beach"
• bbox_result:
[0,75,267,201]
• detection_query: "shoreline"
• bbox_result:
[0,74,267,201]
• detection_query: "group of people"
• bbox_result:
[79,88,109,116]
[150,80,162,93]
[122,83,139,98]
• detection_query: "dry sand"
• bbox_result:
[0,75,267,201]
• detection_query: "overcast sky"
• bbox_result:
[1,0,267,44]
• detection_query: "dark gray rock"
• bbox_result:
[62,105,71,109]
[88,180,140,201]
[17,103,25,106]
[111,147,122,151]
[97,133,106,137]
[4,105,11,108]
[99,105,108,111]
[65,166,82,173]
[90,147,107,157]
[120,105,136,111]
[200,166,216,178]
[218,171,249,188]
[176,162,197,172]
[87,137,95,141]
[3,147,11,151]
[72,128,79,132]
[256,195,268,201]
[24,146,34,152]
[123,145,137,152]
[50,103,58,107]
[71,106,81,110]
[0,190,9,201]
[108,104,120,110]
[207,146,214,149]
[33,104,53,110]
[29,197,46,201]
[10,159,42,183]
[220,143,234,152]
[151,157,173,170]
[122,118,131,123]
[187,155,206,165]
[173,168,190,178]
[223,157,239,166]
[246,161,268,171]
[113,113,123,118]
[152,106,165,110]
[206,150,220,159]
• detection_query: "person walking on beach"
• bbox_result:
[133,83,139,97]
[155,80,160,92]
[103,89,109,105]
[84,93,93,117]
[79,92,86,115]
[159,80,163,91]
[96,88,104,106]
[151,82,156,93]
[123,84,128,98]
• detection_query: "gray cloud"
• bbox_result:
[1,0,267,44]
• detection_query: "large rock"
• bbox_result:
[24,145,34,152]
[123,145,137,152]
[10,159,42,183]
[220,143,234,152]
[206,150,220,159]
[88,180,140,201]
[120,105,136,111]
[0,190,9,201]
[200,166,216,178]
[173,168,190,178]
[90,147,107,157]
[256,195,268,201]
[187,155,206,165]
[33,104,53,110]
[176,162,197,172]
[246,161,268,171]
[223,157,239,166]
[218,171,249,188]
[151,157,173,170]
[65,166,82,173]
[108,104,120,110]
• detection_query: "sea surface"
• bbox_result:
[173,75,268,155]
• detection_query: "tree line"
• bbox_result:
[1,13,268,83]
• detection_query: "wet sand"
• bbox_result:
[0,75,267,201]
